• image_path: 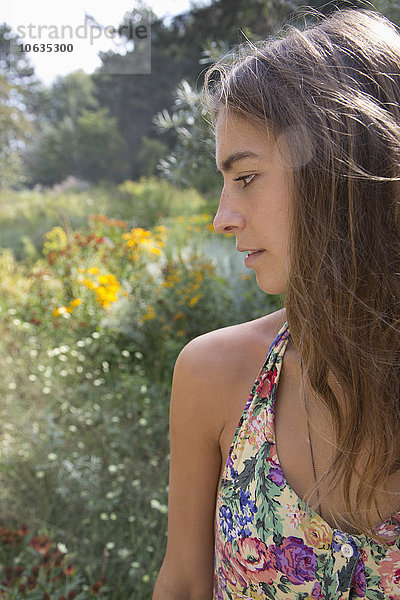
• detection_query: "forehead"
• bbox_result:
[215,110,271,151]
[215,109,290,171]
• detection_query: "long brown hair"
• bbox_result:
[204,8,400,541]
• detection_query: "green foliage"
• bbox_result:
[136,136,169,178]
[0,178,206,260]
[0,23,36,187]
[75,109,129,182]
[25,72,129,186]
[0,182,281,598]
[30,70,100,125]
[24,110,128,185]
[154,79,221,198]
[0,526,88,599]
[117,176,207,227]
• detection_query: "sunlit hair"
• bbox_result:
[204,8,400,542]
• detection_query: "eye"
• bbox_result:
[233,174,256,188]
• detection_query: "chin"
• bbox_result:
[255,274,285,296]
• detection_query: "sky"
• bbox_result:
[3,0,199,84]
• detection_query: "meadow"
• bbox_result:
[0,177,280,599]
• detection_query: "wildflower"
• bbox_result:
[30,534,52,554]
[53,298,81,317]
[89,580,103,594]
[123,227,163,257]
[189,294,202,307]
[83,279,96,290]
[143,306,156,321]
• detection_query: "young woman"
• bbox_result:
[153,8,400,599]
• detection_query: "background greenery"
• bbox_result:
[0,0,398,597]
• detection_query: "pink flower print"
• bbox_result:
[233,537,278,585]
[378,550,400,599]
[248,414,266,450]
[216,539,247,589]
[256,369,276,398]
[286,504,305,529]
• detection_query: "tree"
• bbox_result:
[154,79,220,198]
[25,71,129,185]
[0,23,36,187]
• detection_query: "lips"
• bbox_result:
[241,248,265,268]
[237,247,264,257]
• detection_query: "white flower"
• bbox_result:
[150,499,168,514]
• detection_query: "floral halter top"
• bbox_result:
[213,321,400,599]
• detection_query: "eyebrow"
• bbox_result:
[216,151,261,173]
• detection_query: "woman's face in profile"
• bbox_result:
[214,109,293,295]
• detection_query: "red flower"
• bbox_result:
[30,535,52,554]
[256,370,276,398]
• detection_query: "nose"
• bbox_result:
[213,188,245,234]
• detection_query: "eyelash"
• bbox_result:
[233,174,255,188]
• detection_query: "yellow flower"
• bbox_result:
[189,294,202,307]
[300,515,332,549]
[53,306,68,317]
[88,267,99,275]
[143,306,156,321]
[98,274,112,285]
[70,298,82,308]
[84,279,96,289]
[43,226,68,254]
[149,245,162,256]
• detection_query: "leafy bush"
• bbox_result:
[0,525,96,599]
[117,177,207,228]
[0,178,209,260]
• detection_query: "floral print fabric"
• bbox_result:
[214,321,400,599]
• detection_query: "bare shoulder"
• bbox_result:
[173,307,287,436]
[176,306,287,378]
